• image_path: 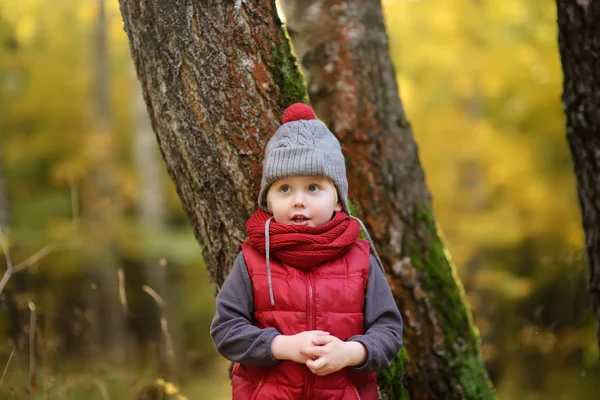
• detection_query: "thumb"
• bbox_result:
[307,357,325,370]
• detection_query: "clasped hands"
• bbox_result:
[271,330,366,376]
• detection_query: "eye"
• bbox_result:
[308,184,319,192]
[280,185,291,193]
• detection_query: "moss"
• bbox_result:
[271,24,309,107]
[347,199,367,239]
[378,347,410,400]
[408,203,496,399]
[396,116,411,130]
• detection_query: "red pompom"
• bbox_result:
[282,103,316,123]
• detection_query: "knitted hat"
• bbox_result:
[257,103,350,214]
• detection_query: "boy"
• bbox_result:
[210,103,403,400]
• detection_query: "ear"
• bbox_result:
[334,201,342,212]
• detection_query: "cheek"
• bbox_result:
[266,191,277,211]
[269,200,287,215]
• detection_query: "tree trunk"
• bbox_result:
[132,66,167,293]
[85,0,127,363]
[0,27,17,230]
[556,0,600,351]
[131,64,179,378]
[119,0,493,398]
[0,142,8,230]
[280,1,493,398]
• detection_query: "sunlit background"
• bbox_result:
[1,0,598,398]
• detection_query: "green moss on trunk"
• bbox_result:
[378,347,411,400]
[409,203,495,399]
[271,23,309,107]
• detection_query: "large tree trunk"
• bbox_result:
[280,1,493,398]
[556,0,600,350]
[119,0,493,398]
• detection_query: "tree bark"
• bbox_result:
[281,1,493,398]
[556,0,600,351]
[119,0,493,398]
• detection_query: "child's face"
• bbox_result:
[266,176,342,227]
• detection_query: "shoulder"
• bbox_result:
[239,242,265,276]
[240,242,263,261]
[345,240,371,265]
[354,239,371,255]
[332,240,370,277]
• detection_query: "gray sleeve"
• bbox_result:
[348,254,404,372]
[210,251,281,368]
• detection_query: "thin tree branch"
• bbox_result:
[142,285,164,307]
[118,268,128,314]
[69,177,79,227]
[13,246,54,274]
[142,285,175,363]
[91,378,110,400]
[0,346,15,388]
[28,302,36,398]
[0,181,81,294]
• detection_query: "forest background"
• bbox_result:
[1,0,599,399]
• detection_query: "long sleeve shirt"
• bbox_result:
[210,251,403,372]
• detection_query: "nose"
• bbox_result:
[292,191,305,208]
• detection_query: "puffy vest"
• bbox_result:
[233,240,377,400]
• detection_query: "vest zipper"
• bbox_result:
[249,376,266,400]
[304,270,316,400]
[353,385,362,400]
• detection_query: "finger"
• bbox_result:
[312,335,337,345]
[309,363,332,377]
[308,356,327,370]
[311,330,330,336]
[300,346,326,358]
[315,367,332,376]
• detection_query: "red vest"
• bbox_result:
[233,240,377,400]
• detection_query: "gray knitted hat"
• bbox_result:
[258,103,350,214]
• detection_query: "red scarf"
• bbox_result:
[245,209,360,268]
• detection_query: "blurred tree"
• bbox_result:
[84,0,127,363]
[131,64,179,378]
[0,16,22,355]
[280,0,493,397]
[0,97,9,230]
[555,0,600,351]
[0,14,17,234]
[0,118,8,228]
[119,0,493,398]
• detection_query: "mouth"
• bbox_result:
[290,214,310,224]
